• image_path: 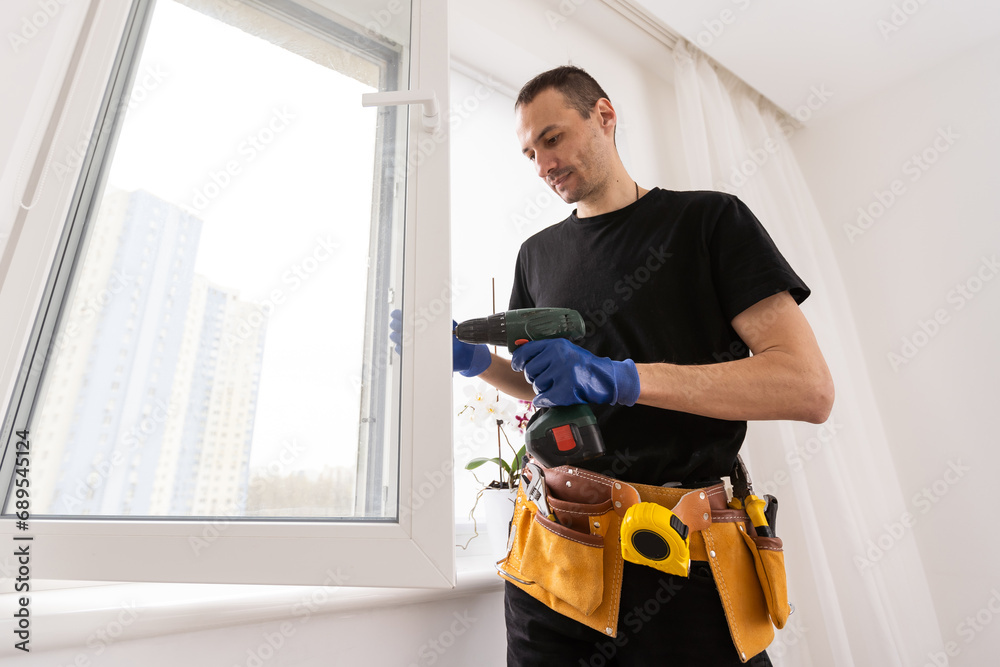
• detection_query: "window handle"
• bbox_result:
[362,90,440,131]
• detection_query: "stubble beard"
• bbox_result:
[570,136,612,207]
[558,164,609,209]
[551,126,613,207]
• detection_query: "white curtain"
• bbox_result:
[672,40,943,666]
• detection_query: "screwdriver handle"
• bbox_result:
[744,494,774,538]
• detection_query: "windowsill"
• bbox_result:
[1,549,504,653]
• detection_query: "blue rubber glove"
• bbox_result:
[453,319,492,377]
[389,309,403,355]
[510,338,640,407]
[388,310,491,376]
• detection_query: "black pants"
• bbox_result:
[505,560,772,666]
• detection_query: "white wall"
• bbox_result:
[790,34,1000,666]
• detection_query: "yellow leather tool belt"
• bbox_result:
[497,465,790,663]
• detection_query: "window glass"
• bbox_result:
[9,0,409,520]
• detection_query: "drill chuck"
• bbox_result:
[453,314,507,348]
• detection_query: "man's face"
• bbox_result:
[515,88,612,206]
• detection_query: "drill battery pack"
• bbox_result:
[524,405,605,468]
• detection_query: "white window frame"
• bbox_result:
[0,0,455,588]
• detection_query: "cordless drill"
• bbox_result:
[453,308,606,468]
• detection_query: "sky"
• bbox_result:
[106,0,384,474]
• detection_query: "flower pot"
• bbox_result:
[481,485,518,559]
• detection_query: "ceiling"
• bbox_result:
[631,0,1000,124]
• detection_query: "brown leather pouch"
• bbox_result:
[739,529,791,629]
[519,509,605,615]
[726,457,791,633]
[631,482,775,662]
[701,516,775,661]
[498,466,639,637]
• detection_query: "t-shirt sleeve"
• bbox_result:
[508,244,536,310]
[709,194,810,323]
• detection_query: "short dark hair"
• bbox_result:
[515,65,609,119]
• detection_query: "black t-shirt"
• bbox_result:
[509,188,810,485]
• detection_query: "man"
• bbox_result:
[448,66,834,666]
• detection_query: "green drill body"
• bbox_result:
[453,308,606,468]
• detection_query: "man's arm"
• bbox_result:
[635,291,834,424]
[477,352,536,401]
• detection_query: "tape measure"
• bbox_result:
[620,502,691,577]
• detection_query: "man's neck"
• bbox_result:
[576,173,641,218]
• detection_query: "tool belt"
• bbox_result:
[496,462,790,662]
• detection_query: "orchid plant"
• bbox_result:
[458,384,535,490]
